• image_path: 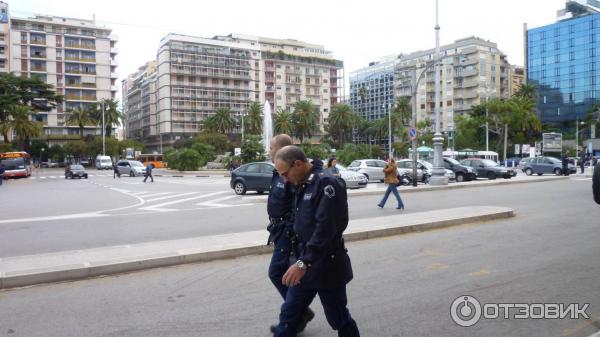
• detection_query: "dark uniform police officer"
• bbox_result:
[267,135,315,333]
[272,145,360,337]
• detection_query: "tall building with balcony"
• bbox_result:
[509,65,525,97]
[526,0,600,129]
[124,33,343,151]
[395,37,510,133]
[1,2,118,144]
[123,61,157,147]
[349,37,510,150]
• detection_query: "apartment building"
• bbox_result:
[123,61,158,148]
[509,65,525,97]
[395,37,510,132]
[349,37,510,148]
[124,33,343,151]
[1,2,118,144]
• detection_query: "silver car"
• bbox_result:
[336,164,368,189]
[117,160,146,177]
[347,159,386,182]
[418,160,456,182]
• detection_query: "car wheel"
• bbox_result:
[84,175,88,179]
[537,173,543,176]
[65,174,68,179]
[554,168,562,176]
[234,181,247,195]
[487,172,497,180]
[129,171,135,177]
[525,168,533,176]
[455,173,465,182]
[363,174,369,181]
[257,190,265,195]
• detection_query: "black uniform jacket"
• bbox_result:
[294,165,353,289]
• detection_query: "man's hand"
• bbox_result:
[282,264,307,287]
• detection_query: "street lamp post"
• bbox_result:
[40,147,44,167]
[387,103,392,159]
[429,0,448,186]
[99,100,106,156]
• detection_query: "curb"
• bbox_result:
[0,206,513,290]
[239,175,568,203]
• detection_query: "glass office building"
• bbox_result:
[527,12,600,128]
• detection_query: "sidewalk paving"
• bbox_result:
[0,206,513,290]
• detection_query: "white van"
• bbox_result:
[95,155,113,170]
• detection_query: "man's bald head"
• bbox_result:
[269,134,293,161]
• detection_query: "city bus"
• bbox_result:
[0,152,32,178]
[136,154,166,168]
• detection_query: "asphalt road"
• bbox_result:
[0,168,595,258]
[0,175,598,337]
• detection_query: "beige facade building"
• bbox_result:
[123,33,343,151]
[0,1,118,143]
[509,65,525,97]
[395,37,510,132]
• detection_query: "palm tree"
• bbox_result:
[327,103,356,146]
[513,83,537,101]
[292,100,319,142]
[392,96,412,127]
[65,107,91,139]
[202,116,218,133]
[10,105,42,150]
[89,99,124,137]
[368,118,388,141]
[245,101,263,135]
[273,107,294,136]
[212,107,236,134]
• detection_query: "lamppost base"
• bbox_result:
[429,175,449,186]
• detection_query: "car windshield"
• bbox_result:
[446,158,460,165]
[336,164,348,172]
[71,165,84,170]
[348,161,360,168]
[130,161,144,167]
[101,159,112,164]
[481,159,499,167]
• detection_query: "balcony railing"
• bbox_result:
[30,40,46,45]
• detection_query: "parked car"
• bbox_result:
[230,161,274,195]
[65,164,88,179]
[439,157,477,182]
[40,161,58,168]
[518,157,533,172]
[521,156,576,176]
[419,160,456,182]
[395,159,425,182]
[460,158,515,179]
[346,159,386,182]
[503,157,522,168]
[336,164,368,189]
[95,155,113,170]
[117,160,146,177]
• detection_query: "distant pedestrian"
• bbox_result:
[593,159,600,205]
[579,148,586,174]
[143,163,154,183]
[326,157,340,177]
[0,163,5,186]
[562,154,570,176]
[113,162,120,179]
[377,158,404,210]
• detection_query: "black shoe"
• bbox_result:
[296,308,315,332]
[270,324,278,333]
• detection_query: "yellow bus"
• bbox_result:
[136,154,166,168]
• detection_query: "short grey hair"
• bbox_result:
[274,145,307,166]
[271,134,293,150]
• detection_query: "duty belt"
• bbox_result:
[266,214,292,245]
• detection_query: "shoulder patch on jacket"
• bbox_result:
[324,184,335,198]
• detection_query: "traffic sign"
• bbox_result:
[409,127,418,140]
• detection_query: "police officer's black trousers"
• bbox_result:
[268,245,290,299]
[274,284,360,337]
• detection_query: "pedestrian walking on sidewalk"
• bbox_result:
[266,134,315,334]
[579,148,586,174]
[113,162,120,179]
[143,162,154,183]
[326,157,340,177]
[272,145,360,337]
[377,158,404,210]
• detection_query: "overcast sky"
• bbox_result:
[13,0,567,97]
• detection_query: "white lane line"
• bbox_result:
[141,192,173,198]
[0,212,107,224]
[139,191,229,211]
[586,331,600,337]
[146,192,197,202]
[196,195,239,207]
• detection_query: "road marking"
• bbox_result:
[196,195,238,207]
[146,192,198,202]
[0,212,107,224]
[141,192,173,198]
[139,191,229,212]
